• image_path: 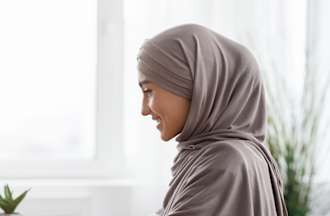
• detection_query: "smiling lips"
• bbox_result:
[152,116,161,129]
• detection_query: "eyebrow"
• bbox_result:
[138,80,151,87]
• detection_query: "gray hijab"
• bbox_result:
[138,24,287,216]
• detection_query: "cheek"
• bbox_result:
[149,96,164,116]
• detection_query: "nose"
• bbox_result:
[141,100,151,116]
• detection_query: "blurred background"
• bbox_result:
[0,0,329,215]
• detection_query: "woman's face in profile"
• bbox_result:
[139,74,190,141]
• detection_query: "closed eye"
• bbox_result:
[143,89,151,93]
[143,89,152,96]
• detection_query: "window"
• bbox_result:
[0,0,125,178]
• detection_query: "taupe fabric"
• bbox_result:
[137,24,288,216]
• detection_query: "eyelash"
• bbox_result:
[143,89,152,96]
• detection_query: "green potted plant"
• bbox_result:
[261,55,330,215]
[0,184,30,216]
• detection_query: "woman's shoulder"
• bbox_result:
[196,140,262,173]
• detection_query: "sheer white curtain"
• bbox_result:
[122,0,329,215]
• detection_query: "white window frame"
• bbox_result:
[0,0,126,179]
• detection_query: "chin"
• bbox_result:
[161,133,173,141]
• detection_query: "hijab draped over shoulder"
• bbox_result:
[137,24,288,216]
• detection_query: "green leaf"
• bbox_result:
[0,198,12,213]
[0,185,31,214]
[4,184,14,201]
[0,194,11,205]
[12,188,31,210]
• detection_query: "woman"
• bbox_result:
[137,24,288,216]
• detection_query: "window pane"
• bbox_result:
[0,0,96,159]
